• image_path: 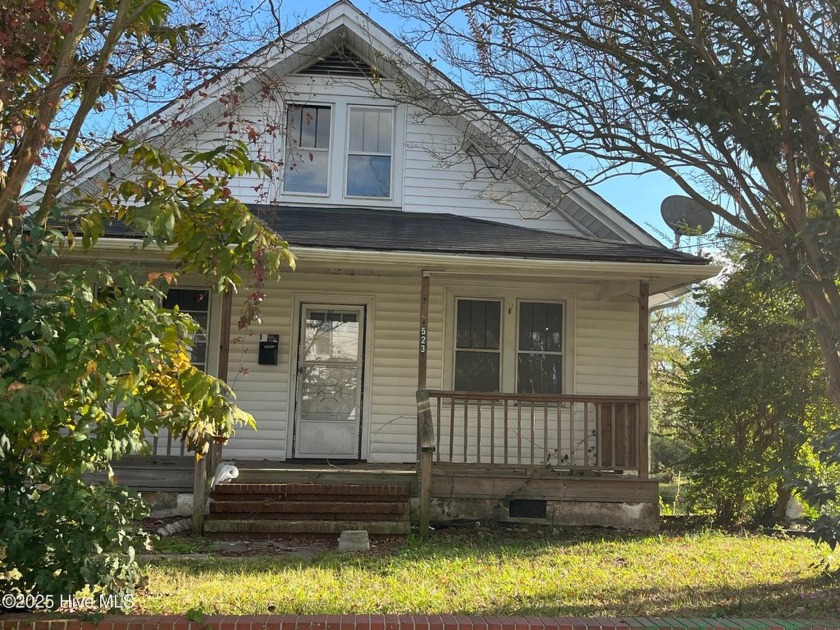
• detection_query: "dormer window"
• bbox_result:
[284,104,332,195]
[346,106,393,198]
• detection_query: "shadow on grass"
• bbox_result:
[141,528,840,618]
[489,573,840,619]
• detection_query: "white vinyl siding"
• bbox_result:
[222,273,639,463]
[180,77,582,235]
[223,272,419,462]
[575,298,639,395]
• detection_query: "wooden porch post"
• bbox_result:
[192,288,233,535]
[418,272,430,390]
[638,281,650,480]
[416,272,430,456]
[417,272,434,537]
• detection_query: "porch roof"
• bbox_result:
[248,206,709,266]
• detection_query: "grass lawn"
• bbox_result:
[137,527,840,618]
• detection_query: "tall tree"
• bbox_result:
[379,0,840,410]
[0,0,293,598]
[677,245,838,527]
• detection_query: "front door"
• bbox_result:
[293,305,365,459]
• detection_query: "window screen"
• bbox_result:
[517,302,563,394]
[454,299,501,392]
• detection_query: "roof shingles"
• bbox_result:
[248,206,708,266]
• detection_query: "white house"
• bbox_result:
[81,1,716,533]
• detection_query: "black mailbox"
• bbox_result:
[258,334,279,365]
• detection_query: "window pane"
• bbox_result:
[284,148,329,193]
[517,354,563,394]
[349,109,365,152]
[163,288,209,311]
[346,155,391,197]
[455,350,500,392]
[456,300,500,349]
[315,108,331,148]
[162,289,210,370]
[519,302,562,352]
[349,109,392,154]
[286,106,301,147]
[286,105,330,149]
[304,311,359,362]
[378,112,391,153]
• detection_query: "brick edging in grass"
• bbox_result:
[1,615,839,630]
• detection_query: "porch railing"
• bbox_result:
[423,390,646,474]
[146,429,187,457]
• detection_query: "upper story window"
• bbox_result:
[284,104,332,195]
[346,106,393,198]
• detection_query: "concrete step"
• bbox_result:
[204,519,411,536]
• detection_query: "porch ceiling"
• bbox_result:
[249,205,708,266]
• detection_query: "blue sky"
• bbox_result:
[278,0,690,243]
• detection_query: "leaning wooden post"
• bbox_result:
[192,288,233,535]
[417,389,435,539]
[192,451,210,535]
[638,280,651,480]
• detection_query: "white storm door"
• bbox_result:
[294,306,365,459]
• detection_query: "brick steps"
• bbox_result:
[204,519,411,536]
[211,500,408,515]
[206,481,412,538]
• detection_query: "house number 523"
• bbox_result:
[419,326,427,354]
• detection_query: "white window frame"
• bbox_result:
[282,102,333,197]
[344,105,395,200]
[514,299,565,395]
[443,283,575,395]
[162,287,213,373]
[453,297,504,392]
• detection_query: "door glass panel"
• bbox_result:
[303,311,359,362]
[299,365,358,420]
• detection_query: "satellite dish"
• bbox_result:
[660,195,715,236]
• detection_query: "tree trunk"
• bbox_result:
[797,282,840,410]
[770,480,793,527]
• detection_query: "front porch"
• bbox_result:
[108,383,657,535]
[108,264,662,534]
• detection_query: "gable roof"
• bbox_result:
[62,0,667,247]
